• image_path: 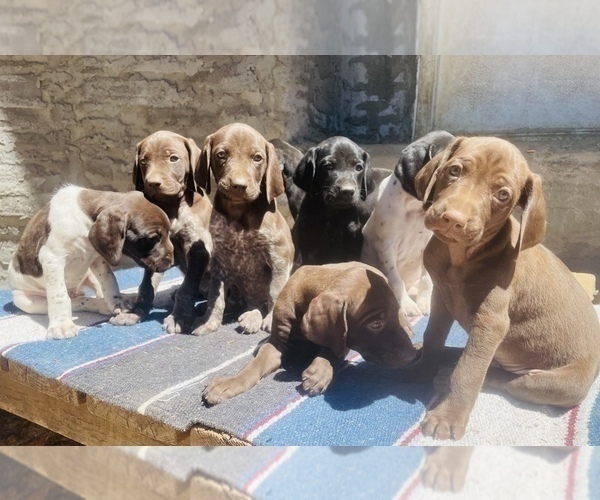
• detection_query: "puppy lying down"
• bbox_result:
[8,186,174,339]
[203,262,417,405]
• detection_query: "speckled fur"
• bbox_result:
[193,123,294,336]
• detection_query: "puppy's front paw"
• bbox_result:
[421,448,471,492]
[421,403,469,441]
[401,297,422,317]
[301,358,334,395]
[191,318,221,336]
[261,311,273,333]
[163,313,193,335]
[47,319,78,340]
[238,309,263,334]
[203,377,242,405]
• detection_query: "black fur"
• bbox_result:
[270,138,305,220]
[292,136,389,265]
[394,130,455,198]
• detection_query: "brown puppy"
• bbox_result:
[115,130,213,333]
[410,136,600,440]
[203,262,417,405]
[194,123,294,336]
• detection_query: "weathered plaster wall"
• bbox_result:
[0,55,417,284]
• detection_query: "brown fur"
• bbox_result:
[409,136,600,440]
[193,123,294,336]
[12,206,51,277]
[202,262,417,405]
[116,130,213,330]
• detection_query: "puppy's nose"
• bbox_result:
[441,210,467,230]
[145,176,162,189]
[230,178,248,192]
[339,186,356,198]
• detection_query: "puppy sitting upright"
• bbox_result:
[9,186,174,339]
[362,131,455,316]
[293,137,389,265]
[203,262,417,405]
[122,130,212,334]
[410,136,600,440]
[193,123,294,336]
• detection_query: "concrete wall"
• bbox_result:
[0,55,417,284]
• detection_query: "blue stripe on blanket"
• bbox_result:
[2,266,182,378]
[252,447,424,500]
[253,321,467,446]
[590,448,600,498]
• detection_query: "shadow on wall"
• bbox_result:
[0,55,418,284]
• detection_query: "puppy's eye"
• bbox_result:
[253,154,263,162]
[321,162,333,170]
[448,165,462,177]
[495,188,511,203]
[367,319,385,332]
[216,151,227,160]
[169,155,179,163]
[355,163,364,172]
[139,158,147,166]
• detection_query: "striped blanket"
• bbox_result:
[1,267,599,446]
[121,446,599,499]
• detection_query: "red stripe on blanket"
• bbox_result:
[242,447,295,494]
[565,448,580,500]
[564,405,580,446]
[394,469,422,500]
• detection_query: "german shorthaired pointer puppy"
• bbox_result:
[202,262,417,405]
[193,123,294,336]
[121,130,212,334]
[362,131,455,316]
[410,136,600,440]
[292,136,390,265]
[8,186,174,339]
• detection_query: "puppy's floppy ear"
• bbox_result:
[195,134,213,195]
[517,172,546,251]
[415,136,464,208]
[132,140,144,191]
[293,146,317,193]
[88,208,127,267]
[183,137,201,194]
[360,149,374,201]
[300,291,348,359]
[264,141,285,203]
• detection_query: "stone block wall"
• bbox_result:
[0,55,417,284]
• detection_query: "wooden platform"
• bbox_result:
[0,447,249,500]
[0,360,247,446]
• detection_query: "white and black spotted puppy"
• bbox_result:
[361,131,455,316]
[8,186,174,339]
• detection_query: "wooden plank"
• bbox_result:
[86,395,189,445]
[190,425,249,446]
[190,475,250,500]
[0,447,190,500]
[7,360,86,405]
[0,370,186,445]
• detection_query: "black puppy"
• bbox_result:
[394,130,455,197]
[293,136,389,265]
[270,138,305,220]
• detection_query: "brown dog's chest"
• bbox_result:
[210,214,273,303]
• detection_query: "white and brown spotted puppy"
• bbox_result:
[125,130,212,334]
[8,186,174,339]
[193,123,294,336]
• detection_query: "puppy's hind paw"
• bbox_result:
[203,377,242,405]
[110,310,142,326]
[47,319,78,340]
[401,297,422,317]
[421,405,468,441]
[238,309,263,334]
